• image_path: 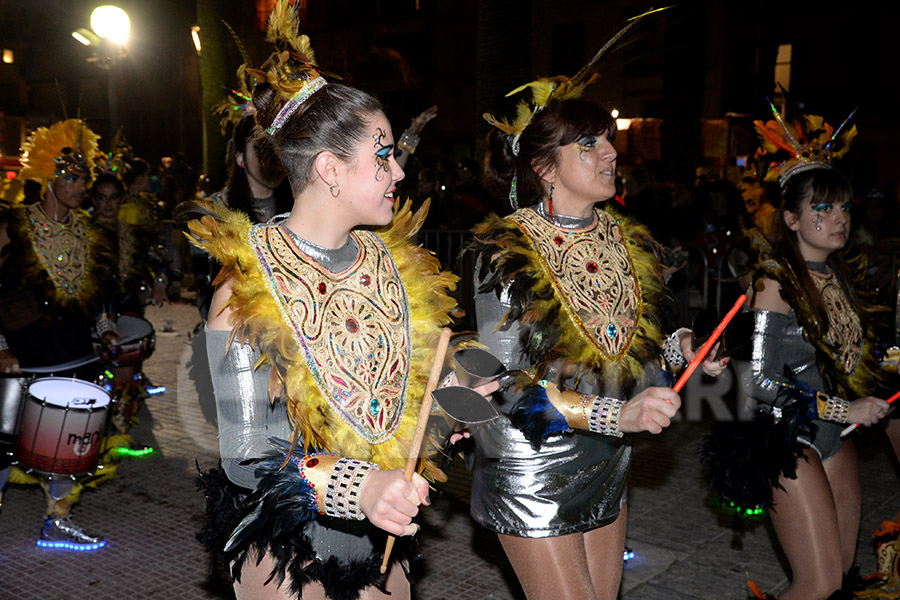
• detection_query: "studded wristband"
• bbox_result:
[662,328,690,368]
[588,396,625,437]
[323,458,379,520]
[96,314,118,336]
[817,393,850,424]
[397,130,420,154]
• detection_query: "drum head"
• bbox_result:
[28,377,110,409]
[117,315,154,339]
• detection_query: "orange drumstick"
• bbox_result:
[673,294,747,393]
[841,389,900,437]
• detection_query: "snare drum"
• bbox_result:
[16,377,110,476]
[101,315,156,366]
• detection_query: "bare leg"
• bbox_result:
[499,531,597,600]
[822,439,861,571]
[768,447,844,599]
[234,551,409,600]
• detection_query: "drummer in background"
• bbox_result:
[91,154,167,436]
[0,119,119,549]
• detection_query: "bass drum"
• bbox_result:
[16,377,110,476]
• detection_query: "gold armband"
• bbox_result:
[543,383,624,438]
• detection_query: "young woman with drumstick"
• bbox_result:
[464,13,728,599]
[192,3,495,599]
[706,104,889,599]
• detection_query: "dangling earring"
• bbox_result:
[329,182,341,198]
[548,182,555,219]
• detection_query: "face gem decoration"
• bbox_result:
[372,128,393,182]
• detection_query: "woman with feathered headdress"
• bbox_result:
[702,97,890,598]
[464,10,728,599]
[189,3,495,599]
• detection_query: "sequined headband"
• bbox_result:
[266,75,328,135]
[54,147,89,176]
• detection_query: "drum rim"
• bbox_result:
[27,377,111,409]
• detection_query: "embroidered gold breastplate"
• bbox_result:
[250,224,411,444]
[509,207,642,361]
[811,271,862,374]
[26,204,88,298]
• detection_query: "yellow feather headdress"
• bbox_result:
[483,7,669,207]
[19,119,101,192]
[242,0,338,136]
[94,127,131,180]
[754,88,857,187]
[213,21,257,135]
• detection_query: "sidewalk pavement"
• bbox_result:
[1,301,897,600]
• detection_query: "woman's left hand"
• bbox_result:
[681,333,730,377]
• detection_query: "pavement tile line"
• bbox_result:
[0,301,897,600]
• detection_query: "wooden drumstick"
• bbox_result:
[380,327,453,574]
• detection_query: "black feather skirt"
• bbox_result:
[700,406,815,511]
[196,466,414,600]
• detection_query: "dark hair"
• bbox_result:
[123,158,150,188]
[774,168,860,328]
[224,115,290,220]
[252,82,383,194]
[485,99,616,207]
[91,173,125,196]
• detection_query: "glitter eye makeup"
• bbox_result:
[811,202,832,213]
[62,173,91,185]
[372,128,393,182]
[574,135,599,160]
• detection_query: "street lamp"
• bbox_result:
[71,5,130,140]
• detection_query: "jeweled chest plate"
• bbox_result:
[26,204,88,298]
[811,272,862,374]
[509,208,642,361]
[250,224,411,444]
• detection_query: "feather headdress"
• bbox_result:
[213,21,257,135]
[483,7,670,156]
[754,86,857,187]
[246,0,336,136]
[94,127,130,179]
[19,119,101,192]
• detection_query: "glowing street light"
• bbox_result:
[191,26,202,54]
[90,5,131,45]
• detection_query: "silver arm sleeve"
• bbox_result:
[474,282,524,371]
[205,327,292,490]
[741,309,823,407]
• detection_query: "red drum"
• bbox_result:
[16,377,110,476]
[101,315,156,366]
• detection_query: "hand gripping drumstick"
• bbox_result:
[673,295,747,393]
[380,327,453,574]
[841,390,900,437]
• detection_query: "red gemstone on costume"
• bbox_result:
[554,235,564,245]
[318,282,327,294]
[306,458,319,467]
[346,317,359,333]
[586,261,598,273]
[360,274,371,286]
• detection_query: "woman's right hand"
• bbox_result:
[848,396,890,427]
[619,387,681,434]
[358,469,430,537]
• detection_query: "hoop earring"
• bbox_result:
[329,182,341,198]
[548,182,555,219]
